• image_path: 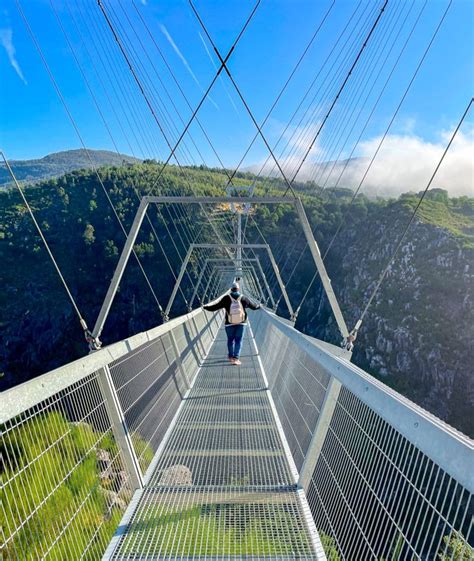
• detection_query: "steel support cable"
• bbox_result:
[80,6,203,267]
[66,2,145,160]
[295,0,451,316]
[53,1,193,308]
[284,0,389,194]
[305,0,409,191]
[130,0,238,184]
[84,0,165,159]
[280,0,382,186]
[146,0,261,191]
[55,2,184,248]
[1,152,99,348]
[117,2,215,173]
[275,242,309,308]
[258,0,369,185]
[99,0,200,190]
[190,0,297,198]
[98,1,232,278]
[309,0,421,191]
[238,228,274,303]
[352,97,472,341]
[69,6,198,302]
[110,1,205,171]
[286,6,417,308]
[15,0,165,324]
[71,1,156,160]
[222,0,336,189]
[304,0,405,186]
[278,5,379,184]
[283,2,393,189]
[98,0,205,248]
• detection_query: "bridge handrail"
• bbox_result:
[0,307,203,424]
[259,308,473,491]
[1,306,222,560]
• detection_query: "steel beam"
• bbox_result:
[189,261,209,310]
[93,198,149,339]
[254,257,276,309]
[298,377,342,491]
[92,196,348,342]
[266,246,295,320]
[144,195,291,205]
[294,198,349,338]
[163,245,194,320]
[97,365,143,490]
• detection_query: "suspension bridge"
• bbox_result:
[1,1,473,560]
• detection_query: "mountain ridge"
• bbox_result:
[0,148,141,187]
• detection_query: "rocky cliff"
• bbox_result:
[296,198,474,436]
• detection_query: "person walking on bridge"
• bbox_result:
[203,281,260,365]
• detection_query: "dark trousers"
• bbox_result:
[225,324,246,358]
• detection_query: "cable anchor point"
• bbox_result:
[342,320,362,352]
[81,320,102,352]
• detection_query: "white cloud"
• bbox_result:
[252,121,323,179]
[252,125,473,197]
[160,24,218,110]
[340,130,474,197]
[0,28,27,85]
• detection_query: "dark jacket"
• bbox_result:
[204,293,260,325]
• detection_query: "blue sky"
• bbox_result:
[0,0,473,194]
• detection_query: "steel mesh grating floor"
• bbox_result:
[111,325,319,560]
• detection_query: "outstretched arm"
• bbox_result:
[243,296,261,311]
[203,296,227,312]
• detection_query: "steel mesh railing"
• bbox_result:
[1,371,132,560]
[307,385,473,560]
[2,305,472,560]
[1,308,221,560]
[253,309,473,561]
[108,310,220,475]
[106,327,322,560]
[253,318,331,471]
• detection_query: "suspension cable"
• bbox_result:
[1,152,102,349]
[190,0,297,198]
[284,0,389,194]
[222,0,336,188]
[295,0,452,316]
[15,0,164,319]
[352,98,473,339]
[148,0,261,189]
[98,0,234,280]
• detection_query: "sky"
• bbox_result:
[0,0,473,196]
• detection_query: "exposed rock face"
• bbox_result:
[301,215,474,437]
[100,488,128,513]
[159,465,193,486]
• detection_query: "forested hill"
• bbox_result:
[0,149,140,187]
[1,161,473,436]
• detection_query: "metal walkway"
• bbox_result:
[107,322,322,560]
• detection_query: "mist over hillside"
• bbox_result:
[244,129,474,198]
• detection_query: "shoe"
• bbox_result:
[233,359,242,366]
[228,357,235,363]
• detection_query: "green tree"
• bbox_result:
[438,532,473,560]
[83,223,95,245]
